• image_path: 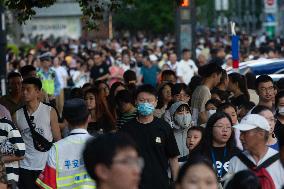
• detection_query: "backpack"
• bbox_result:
[237,152,279,189]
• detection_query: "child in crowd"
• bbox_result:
[205,99,222,118]
[179,126,204,163]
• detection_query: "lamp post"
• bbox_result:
[0,5,6,96]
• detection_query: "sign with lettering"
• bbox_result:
[22,17,81,39]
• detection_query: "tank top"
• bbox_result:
[16,102,53,170]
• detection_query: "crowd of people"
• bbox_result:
[0,30,284,189]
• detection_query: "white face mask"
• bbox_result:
[174,113,192,129]
[207,109,217,118]
[278,106,284,116]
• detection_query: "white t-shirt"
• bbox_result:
[176,59,198,84]
[71,71,90,88]
[166,61,178,72]
[15,103,53,170]
[53,66,68,89]
[228,148,284,189]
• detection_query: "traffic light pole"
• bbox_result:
[175,0,196,60]
[0,5,6,96]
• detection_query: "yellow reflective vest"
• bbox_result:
[54,133,96,189]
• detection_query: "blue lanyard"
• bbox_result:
[210,147,227,180]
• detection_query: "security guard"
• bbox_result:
[37,52,61,106]
[36,98,96,189]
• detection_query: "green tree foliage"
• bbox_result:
[2,0,133,29]
[113,0,176,34]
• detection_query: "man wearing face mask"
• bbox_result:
[120,84,180,189]
[167,102,192,159]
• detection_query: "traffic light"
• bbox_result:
[181,0,189,7]
[176,0,189,7]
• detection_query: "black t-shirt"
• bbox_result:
[87,116,114,136]
[193,146,240,179]
[90,63,109,80]
[120,117,180,189]
[209,146,241,178]
[275,119,284,140]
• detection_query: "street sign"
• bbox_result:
[264,0,277,13]
[215,0,229,11]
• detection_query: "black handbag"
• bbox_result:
[23,106,53,152]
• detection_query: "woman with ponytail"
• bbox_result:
[227,73,250,109]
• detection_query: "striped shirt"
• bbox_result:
[0,118,25,182]
[116,109,137,130]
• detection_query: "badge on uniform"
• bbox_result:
[155,137,161,143]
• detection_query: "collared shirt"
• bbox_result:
[176,59,198,84]
[228,148,284,189]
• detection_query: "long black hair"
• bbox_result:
[202,112,236,157]
[156,82,174,109]
[228,72,250,100]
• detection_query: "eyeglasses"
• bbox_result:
[259,86,274,93]
[112,157,144,170]
[213,125,232,130]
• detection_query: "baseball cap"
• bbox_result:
[233,114,270,132]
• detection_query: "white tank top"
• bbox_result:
[16,102,53,170]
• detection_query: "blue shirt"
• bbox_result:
[140,65,159,87]
[269,142,279,151]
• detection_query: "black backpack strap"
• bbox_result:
[257,153,279,170]
[237,153,256,169]
[23,106,35,131]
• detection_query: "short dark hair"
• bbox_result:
[182,48,190,54]
[69,88,83,99]
[219,69,228,84]
[251,105,271,114]
[20,65,36,79]
[115,89,133,105]
[205,99,222,109]
[226,170,261,189]
[161,70,177,79]
[62,98,89,127]
[217,102,237,113]
[245,72,256,90]
[239,101,255,111]
[172,83,188,96]
[198,63,222,78]
[211,88,229,102]
[135,84,156,99]
[255,75,273,89]
[275,90,284,106]
[22,77,42,90]
[123,70,137,84]
[7,72,22,80]
[83,133,137,184]
[176,155,216,184]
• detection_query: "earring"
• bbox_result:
[272,132,276,138]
